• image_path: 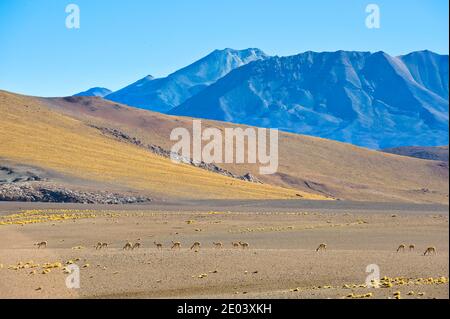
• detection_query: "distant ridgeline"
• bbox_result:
[76,49,449,149]
[382,146,449,162]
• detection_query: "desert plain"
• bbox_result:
[0,200,448,299]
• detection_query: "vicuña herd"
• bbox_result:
[32,240,438,255]
[397,244,437,255]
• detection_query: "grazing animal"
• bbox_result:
[213,242,223,248]
[231,242,240,248]
[423,247,436,256]
[409,244,415,252]
[154,242,163,250]
[35,241,47,249]
[239,241,249,249]
[132,242,141,250]
[171,241,181,249]
[316,243,327,252]
[397,244,406,252]
[123,242,133,250]
[95,242,109,249]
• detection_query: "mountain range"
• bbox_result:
[74,49,449,149]
[105,48,267,113]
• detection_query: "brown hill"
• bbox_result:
[0,90,323,201]
[36,94,449,204]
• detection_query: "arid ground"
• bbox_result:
[1,201,448,299]
[1,90,448,299]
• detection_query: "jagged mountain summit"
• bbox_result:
[400,50,449,100]
[169,50,449,149]
[73,87,112,97]
[105,48,268,112]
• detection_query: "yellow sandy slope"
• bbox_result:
[0,91,326,200]
[44,95,449,204]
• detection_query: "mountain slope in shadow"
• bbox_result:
[170,50,449,149]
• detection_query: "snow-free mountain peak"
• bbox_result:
[73,87,112,97]
[105,48,268,112]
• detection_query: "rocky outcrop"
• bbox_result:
[0,166,43,183]
[0,182,151,204]
[240,173,261,183]
[92,126,144,147]
[149,144,262,183]
[92,125,263,184]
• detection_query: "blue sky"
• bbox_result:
[0,0,448,97]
